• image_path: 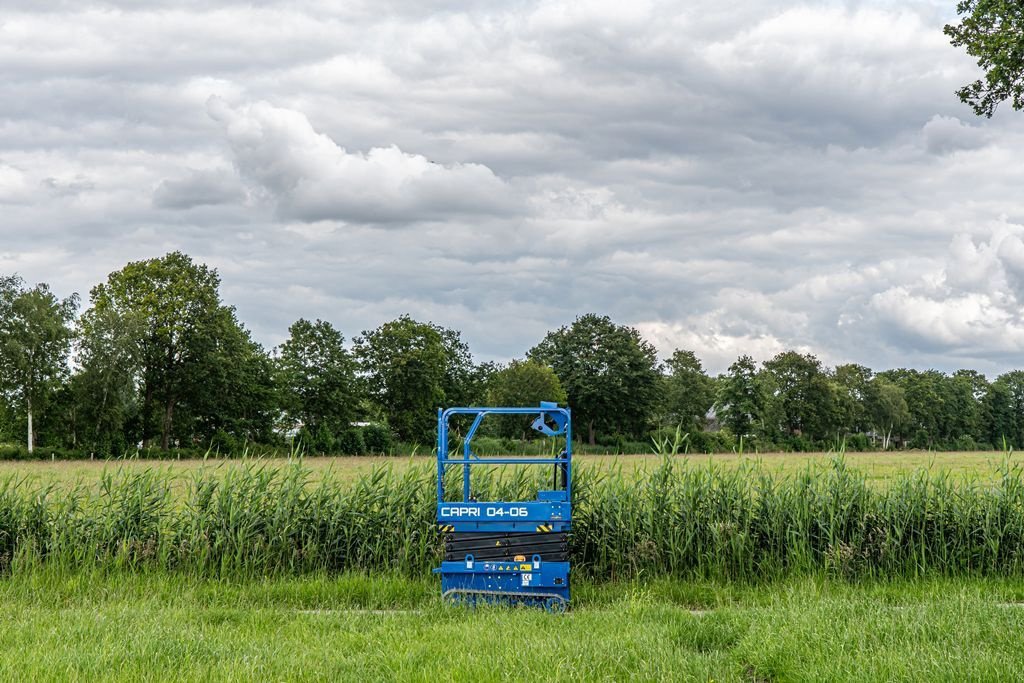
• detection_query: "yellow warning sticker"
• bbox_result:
[520,563,532,570]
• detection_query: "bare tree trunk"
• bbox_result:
[588,421,595,446]
[26,395,33,454]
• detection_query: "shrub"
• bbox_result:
[362,424,393,454]
[844,434,871,452]
[336,429,365,456]
[209,430,239,456]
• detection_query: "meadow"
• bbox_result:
[3,570,1024,681]
[1,451,1022,680]
[0,449,1010,487]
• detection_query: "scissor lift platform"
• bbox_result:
[434,403,572,609]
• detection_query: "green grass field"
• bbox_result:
[0,449,1011,488]
[0,452,1021,681]
[2,570,1023,681]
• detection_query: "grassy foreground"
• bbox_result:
[0,570,1023,681]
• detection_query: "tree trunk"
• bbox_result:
[161,344,177,451]
[96,379,110,450]
[142,381,153,448]
[161,398,175,450]
[588,421,595,446]
[26,395,33,454]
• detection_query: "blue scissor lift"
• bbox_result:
[435,402,572,610]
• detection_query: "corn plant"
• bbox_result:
[0,450,1022,581]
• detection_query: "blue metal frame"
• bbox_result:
[434,402,572,609]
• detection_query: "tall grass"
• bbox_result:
[2,455,1024,580]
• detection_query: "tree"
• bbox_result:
[185,307,278,447]
[864,377,910,449]
[0,276,78,453]
[354,315,455,444]
[82,252,270,451]
[716,355,765,438]
[437,327,479,407]
[0,396,14,444]
[275,318,360,441]
[73,304,144,454]
[761,351,836,441]
[661,349,715,430]
[832,364,873,435]
[876,369,950,448]
[948,369,989,445]
[945,1,1024,117]
[486,359,567,438]
[985,370,1024,447]
[528,314,659,444]
[464,361,499,407]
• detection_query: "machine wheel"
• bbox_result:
[544,596,568,613]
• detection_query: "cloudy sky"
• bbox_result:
[2,0,1023,375]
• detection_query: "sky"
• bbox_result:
[2,0,1023,376]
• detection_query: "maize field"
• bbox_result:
[1,455,1024,580]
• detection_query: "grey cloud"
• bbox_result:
[922,115,991,154]
[153,169,246,209]
[42,175,95,196]
[2,0,1024,378]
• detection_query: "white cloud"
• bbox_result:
[862,222,1024,360]
[207,97,521,223]
[0,163,32,204]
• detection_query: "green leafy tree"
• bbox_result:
[0,397,14,444]
[74,304,144,454]
[761,351,836,441]
[0,276,79,453]
[186,308,277,446]
[82,252,271,450]
[661,349,715,430]
[86,252,220,448]
[462,361,499,407]
[486,359,567,438]
[864,377,910,449]
[832,364,873,434]
[528,314,659,444]
[275,318,361,442]
[948,369,989,445]
[984,370,1024,447]
[944,1,1024,117]
[877,369,949,448]
[354,315,455,444]
[437,327,478,407]
[716,355,766,438]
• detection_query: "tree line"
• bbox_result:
[1,252,1022,457]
